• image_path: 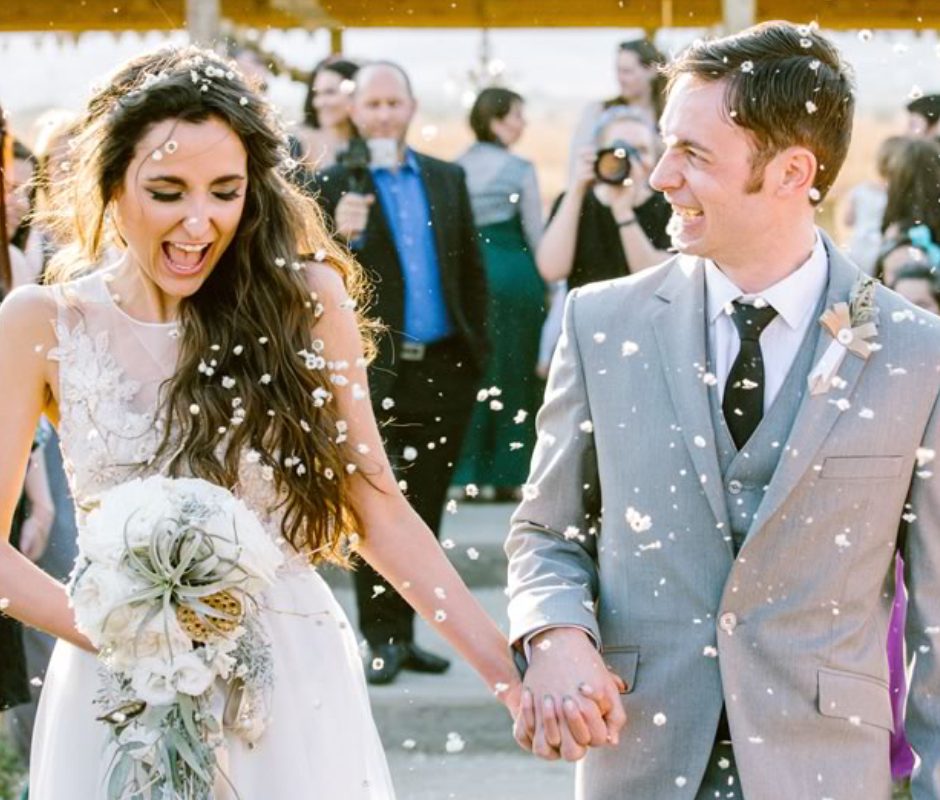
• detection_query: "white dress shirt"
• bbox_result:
[705,233,829,411]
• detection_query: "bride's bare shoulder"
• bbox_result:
[0,282,59,339]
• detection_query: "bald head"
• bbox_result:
[354,61,414,100]
[350,61,417,145]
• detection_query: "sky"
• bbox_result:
[1,24,939,130]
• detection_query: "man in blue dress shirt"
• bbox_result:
[315,62,490,684]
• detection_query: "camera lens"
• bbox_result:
[594,145,632,185]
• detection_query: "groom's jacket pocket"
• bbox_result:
[601,645,639,694]
[817,667,894,732]
[820,455,904,480]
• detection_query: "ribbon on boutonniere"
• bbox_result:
[807,276,879,396]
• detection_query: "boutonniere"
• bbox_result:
[807,275,879,396]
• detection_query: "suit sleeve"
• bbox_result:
[904,389,940,799]
[453,165,490,355]
[505,287,601,647]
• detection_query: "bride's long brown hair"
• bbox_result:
[45,46,377,564]
[0,106,12,296]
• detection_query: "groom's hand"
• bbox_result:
[513,627,627,761]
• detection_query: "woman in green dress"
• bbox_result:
[454,88,545,500]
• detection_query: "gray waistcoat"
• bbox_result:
[708,305,824,554]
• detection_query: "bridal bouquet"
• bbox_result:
[70,475,284,800]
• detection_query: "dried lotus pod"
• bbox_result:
[176,590,243,641]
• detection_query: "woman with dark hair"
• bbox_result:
[568,38,668,179]
[0,47,520,798]
[296,57,360,172]
[453,87,545,499]
[877,136,940,285]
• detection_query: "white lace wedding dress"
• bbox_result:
[28,269,396,798]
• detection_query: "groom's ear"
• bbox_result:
[771,146,818,201]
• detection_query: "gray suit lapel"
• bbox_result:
[747,238,869,540]
[652,257,732,542]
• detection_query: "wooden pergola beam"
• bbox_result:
[2,0,940,33]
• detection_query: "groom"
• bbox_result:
[507,21,940,799]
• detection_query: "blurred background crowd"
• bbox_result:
[2,21,939,798]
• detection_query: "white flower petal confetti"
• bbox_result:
[445,732,465,753]
[916,447,936,468]
[626,506,653,533]
[621,340,639,357]
[653,712,667,726]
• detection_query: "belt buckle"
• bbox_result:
[399,341,427,361]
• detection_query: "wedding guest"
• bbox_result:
[296,57,359,173]
[453,87,545,502]
[4,114,80,766]
[877,136,940,285]
[29,109,80,273]
[567,38,667,179]
[538,105,671,291]
[315,61,490,685]
[906,93,940,139]
[891,261,940,313]
[0,46,520,799]
[0,107,55,725]
[840,136,902,275]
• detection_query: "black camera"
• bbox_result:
[594,140,640,185]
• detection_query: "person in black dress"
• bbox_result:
[537,105,672,291]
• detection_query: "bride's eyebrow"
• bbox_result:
[143,174,246,185]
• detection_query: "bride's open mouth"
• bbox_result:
[162,241,211,276]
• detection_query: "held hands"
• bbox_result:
[334,192,375,242]
[513,628,627,762]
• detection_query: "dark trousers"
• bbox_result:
[354,337,479,647]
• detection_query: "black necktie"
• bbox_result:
[722,300,778,450]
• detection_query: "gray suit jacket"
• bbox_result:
[506,239,940,799]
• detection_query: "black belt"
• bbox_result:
[398,335,461,362]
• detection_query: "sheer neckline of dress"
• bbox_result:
[98,269,180,330]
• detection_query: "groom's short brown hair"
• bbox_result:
[664,21,855,204]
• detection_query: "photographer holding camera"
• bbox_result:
[537,105,671,290]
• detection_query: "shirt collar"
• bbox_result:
[705,232,828,330]
[370,146,419,175]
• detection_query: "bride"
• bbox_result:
[0,46,523,798]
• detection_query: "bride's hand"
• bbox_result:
[498,677,524,718]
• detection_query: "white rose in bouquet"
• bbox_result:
[78,477,168,564]
[71,563,147,645]
[131,651,215,706]
[107,613,194,674]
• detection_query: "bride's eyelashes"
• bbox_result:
[146,189,243,203]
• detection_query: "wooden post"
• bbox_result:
[187,0,222,46]
[329,27,344,54]
[722,0,756,33]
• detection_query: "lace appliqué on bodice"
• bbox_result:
[48,318,166,504]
